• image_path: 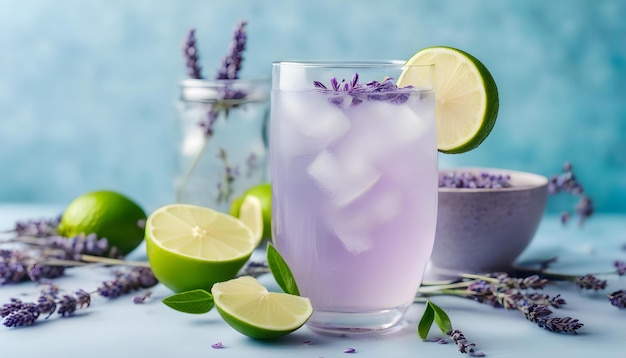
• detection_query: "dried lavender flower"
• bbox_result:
[27,263,65,282]
[14,216,61,237]
[447,329,484,356]
[548,162,592,226]
[343,347,356,354]
[211,342,224,349]
[0,250,29,285]
[131,290,151,304]
[608,290,626,308]
[575,274,607,291]
[97,266,158,299]
[44,233,119,260]
[520,304,583,334]
[438,171,512,189]
[1,298,27,317]
[216,21,247,80]
[3,304,40,327]
[183,28,203,79]
[314,74,413,107]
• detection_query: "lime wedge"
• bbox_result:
[398,46,499,154]
[145,204,255,292]
[212,276,313,339]
[237,195,264,247]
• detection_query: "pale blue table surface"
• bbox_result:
[0,204,625,358]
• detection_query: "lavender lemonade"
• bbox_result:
[270,61,437,333]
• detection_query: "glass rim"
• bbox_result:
[180,77,270,87]
[272,60,429,69]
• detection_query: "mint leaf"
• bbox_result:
[417,302,435,339]
[428,301,453,335]
[162,289,214,314]
[267,242,300,296]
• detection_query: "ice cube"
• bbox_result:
[307,150,381,207]
[276,92,350,156]
[332,216,373,254]
[338,101,428,163]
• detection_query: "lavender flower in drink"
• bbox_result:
[313,74,413,107]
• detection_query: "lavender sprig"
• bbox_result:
[182,28,203,79]
[97,267,158,299]
[418,272,584,334]
[216,21,246,80]
[11,216,61,237]
[548,162,593,226]
[448,329,485,357]
[314,74,413,107]
[2,267,157,328]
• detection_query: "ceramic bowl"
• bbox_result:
[429,167,548,277]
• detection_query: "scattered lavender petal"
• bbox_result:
[614,260,626,276]
[211,341,224,349]
[343,347,356,353]
[608,290,626,308]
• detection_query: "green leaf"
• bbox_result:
[162,289,214,314]
[417,302,435,339]
[428,300,453,335]
[266,242,300,296]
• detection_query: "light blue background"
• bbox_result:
[1,0,624,213]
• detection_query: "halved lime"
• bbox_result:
[398,46,499,154]
[237,195,264,247]
[212,276,313,339]
[145,204,255,293]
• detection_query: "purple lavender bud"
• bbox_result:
[614,260,626,276]
[216,21,247,80]
[438,171,512,189]
[36,295,57,319]
[75,290,91,309]
[14,216,61,237]
[27,263,65,282]
[343,347,356,354]
[1,298,27,317]
[0,251,29,285]
[575,274,607,291]
[608,290,626,308]
[183,28,203,79]
[3,305,40,327]
[57,295,77,317]
[211,342,224,349]
[314,74,414,107]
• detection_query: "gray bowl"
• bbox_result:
[430,167,548,277]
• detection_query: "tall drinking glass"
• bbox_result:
[270,61,438,334]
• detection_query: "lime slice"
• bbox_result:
[145,204,255,293]
[230,183,272,240]
[237,195,264,247]
[397,46,499,154]
[212,276,313,339]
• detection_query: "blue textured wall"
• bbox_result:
[1,0,625,213]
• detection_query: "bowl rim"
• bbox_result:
[438,167,548,193]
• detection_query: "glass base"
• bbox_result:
[306,306,409,336]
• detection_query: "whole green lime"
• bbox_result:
[230,183,272,240]
[57,190,147,255]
